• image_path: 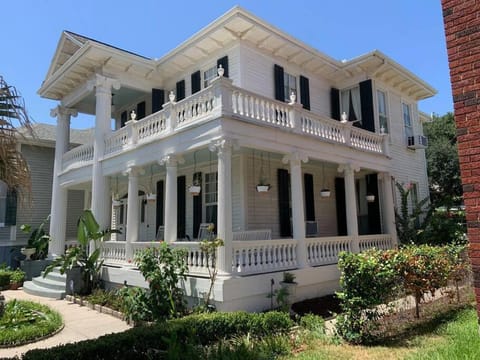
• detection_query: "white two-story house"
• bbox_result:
[36,6,435,310]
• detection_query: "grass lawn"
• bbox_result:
[284,305,480,360]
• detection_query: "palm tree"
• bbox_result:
[0,75,32,198]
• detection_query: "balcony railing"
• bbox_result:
[62,77,388,171]
[100,234,393,277]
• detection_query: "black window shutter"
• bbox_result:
[277,169,292,237]
[360,79,375,132]
[274,64,285,101]
[176,80,185,101]
[330,88,340,120]
[5,189,17,226]
[136,101,146,120]
[177,176,186,239]
[193,172,202,238]
[191,71,201,94]
[120,111,127,128]
[156,180,164,231]
[217,56,229,78]
[152,88,165,113]
[366,174,381,235]
[304,173,315,221]
[335,177,347,236]
[300,75,310,110]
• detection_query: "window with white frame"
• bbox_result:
[204,65,217,88]
[0,181,6,227]
[341,86,362,123]
[377,90,388,133]
[403,102,413,144]
[284,72,297,102]
[205,172,218,227]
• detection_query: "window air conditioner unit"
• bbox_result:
[407,135,428,149]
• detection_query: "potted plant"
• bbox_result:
[188,182,201,196]
[44,209,119,295]
[20,217,53,280]
[280,272,297,307]
[320,189,331,198]
[9,269,25,290]
[256,179,271,193]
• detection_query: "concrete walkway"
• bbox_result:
[0,289,131,359]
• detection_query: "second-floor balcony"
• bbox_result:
[62,77,389,172]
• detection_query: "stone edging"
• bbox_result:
[64,295,125,321]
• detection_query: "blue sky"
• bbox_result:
[1,0,449,129]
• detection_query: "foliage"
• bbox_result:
[420,207,467,246]
[198,234,224,311]
[83,288,123,312]
[20,216,51,260]
[268,286,291,312]
[299,314,325,337]
[10,268,25,283]
[424,112,463,208]
[44,210,117,295]
[120,242,188,323]
[19,311,292,360]
[394,182,431,245]
[0,300,63,347]
[0,75,32,198]
[282,272,296,283]
[0,270,11,289]
[336,244,470,344]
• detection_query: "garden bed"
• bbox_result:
[292,294,342,319]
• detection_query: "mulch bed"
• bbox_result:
[292,294,342,319]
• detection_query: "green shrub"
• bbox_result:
[299,313,325,334]
[0,271,12,289]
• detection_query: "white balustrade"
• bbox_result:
[105,128,129,155]
[101,241,128,264]
[136,111,167,143]
[231,89,291,128]
[232,239,297,275]
[300,114,346,144]
[350,127,384,153]
[176,90,216,127]
[358,234,393,252]
[306,236,352,266]
[62,143,94,170]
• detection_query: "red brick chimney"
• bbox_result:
[442,0,480,314]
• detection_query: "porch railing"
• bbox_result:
[306,236,351,266]
[61,78,388,171]
[358,234,394,252]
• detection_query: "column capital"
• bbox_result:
[282,151,308,166]
[208,137,237,155]
[158,154,185,167]
[337,163,360,174]
[123,164,145,177]
[50,105,78,119]
[378,171,393,181]
[87,74,121,94]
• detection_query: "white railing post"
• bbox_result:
[162,96,176,133]
[125,118,138,146]
[289,103,303,133]
[210,75,234,117]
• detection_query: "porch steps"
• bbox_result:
[23,267,66,300]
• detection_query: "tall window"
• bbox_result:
[403,103,413,144]
[205,172,218,228]
[204,65,217,88]
[341,86,362,122]
[377,90,388,133]
[284,72,297,102]
[0,181,6,227]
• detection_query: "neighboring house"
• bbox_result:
[0,124,91,267]
[37,7,436,310]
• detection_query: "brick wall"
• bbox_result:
[442,0,480,313]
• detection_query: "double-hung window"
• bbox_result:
[204,172,218,228]
[403,103,413,145]
[377,90,388,133]
[204,65,217,88]
[284,72,297,102]
[340,86,362,123]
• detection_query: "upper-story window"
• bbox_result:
[284,72,297,102]
[205,172,218,228]
[204,65,217,88]
[377,90,388,133]
[403,102,413,144]
[341,86,362,122]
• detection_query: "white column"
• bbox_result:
[159,154,184,243]
[209,138,234,275]
[89,75,120,230]
[48,105,77,257]
[338,163,360,253]
[282,152,309,268]
[379,172,398,246]
[124,166,142,261]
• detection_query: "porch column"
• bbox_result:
[209,138,234,275]
[338,163,360,253]
[379,172,398,246]
[124,166,142,261]
[159,154,184,243]
[49,105,77,257]
[282,152,309,268]
[89,74,120,231]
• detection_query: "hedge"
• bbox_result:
[17,311,293,360]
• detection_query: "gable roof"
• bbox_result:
[17,123,93,146]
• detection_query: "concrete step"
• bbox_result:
[41,270,67,282]
[23,281,65,299]
[32,275,66,291]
